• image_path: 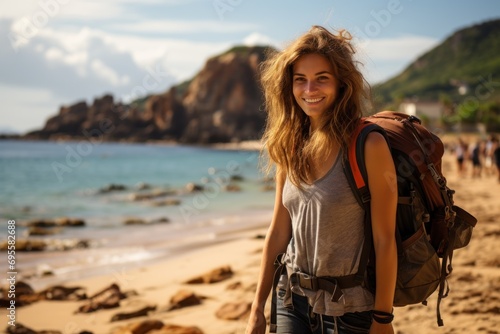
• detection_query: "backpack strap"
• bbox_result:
[342,120,389,285]
[270,253,286,333]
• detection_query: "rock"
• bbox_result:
[25,219,57,228]
[0,239,47,252]
[185,266,233,284]
[149,217,170,224]
[43,239,90,251]
[150,199,181,206]
[77,283,125,313]
[149,324,204,334]
[123,217,170,225]
[6,283,86,306]
[111,305,157,322]
[230,175,244,182]
[27,227,62,236]
[123,218,148,225]
[5,323,62,334]
[185,183,204,192]
[99,184,127,193]
[215,301,251,320]
[0,281,37,306]
[224,183,241,192]
[23,46,271,144]
[128,190,173,201]
[136,182,152,190]
[167,290,204,311]
[15,281,35,297]
[43,285,87,301]
[55,217,86,227]
[181,46,268,144]
[112,319,164,334]
[226,281,243,290]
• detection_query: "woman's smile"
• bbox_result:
[292,53,339,130]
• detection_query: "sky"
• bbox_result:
[0,0,499,134]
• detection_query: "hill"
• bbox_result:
[373,18,500,107]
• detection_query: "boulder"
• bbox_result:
[185,266,233,284]
[111,305,157,322]
[167,290,205,311]
[215,301,251,321]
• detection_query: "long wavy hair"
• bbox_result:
[260,25,371,186]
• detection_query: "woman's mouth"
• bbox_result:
[303,97,325,104]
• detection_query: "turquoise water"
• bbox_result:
[0,140,274,228]
[0,140,275,288]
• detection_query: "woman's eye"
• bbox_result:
[318,76,329,81]
[294,77,305,82]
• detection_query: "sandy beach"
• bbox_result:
[1,149,499,334]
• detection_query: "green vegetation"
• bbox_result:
[373,18,500,130]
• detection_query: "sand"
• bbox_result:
[1,150,499,334]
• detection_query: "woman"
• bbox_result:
[246,26,398,334]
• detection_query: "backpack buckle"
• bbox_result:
[297,273,318,291]
[360,188,371,203]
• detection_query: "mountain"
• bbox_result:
[24,45,271,144]
[373,18,500,107]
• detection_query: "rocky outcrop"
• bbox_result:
[23,45,272,144]
[181,46,268,143]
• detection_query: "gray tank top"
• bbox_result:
[281,153,374,315]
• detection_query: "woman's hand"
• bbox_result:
[369,321,394,334]
[245,307,267,334]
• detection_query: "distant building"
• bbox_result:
[398,100,444,125]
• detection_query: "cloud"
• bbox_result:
[0,16,239,132]
[109,20,259,34]
[0,0,201,21]
[243,32,276,47]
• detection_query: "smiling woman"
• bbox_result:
[246,26,398,334]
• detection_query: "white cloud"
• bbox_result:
[91,59,130,86]
[0,16,239,133]
[0,0,196,21]
[243,32,276,47]
[109,20,259,34]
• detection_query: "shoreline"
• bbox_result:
[1,150,499,334]
[7,209,274,292]
[0,137,265,152]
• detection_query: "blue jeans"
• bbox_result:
[276,289,372,334]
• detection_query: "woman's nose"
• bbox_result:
[305,81,317,93]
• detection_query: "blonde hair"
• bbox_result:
[260,25,370,186]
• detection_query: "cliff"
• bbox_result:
[24,45,270,144]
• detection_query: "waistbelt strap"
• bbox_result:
[290,272,361,302]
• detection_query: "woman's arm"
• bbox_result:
[364,132,398,334]
[246,168,292,334]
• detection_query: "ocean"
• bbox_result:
[0,140,275,289]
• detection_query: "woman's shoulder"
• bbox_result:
[364,131,389,151]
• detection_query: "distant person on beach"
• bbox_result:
[492,136,500,182]
[470,141,483,178]
[455,138,468,177]
[246,26,397,334]
[484,134,496,176]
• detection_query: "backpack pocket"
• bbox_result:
[394,224,441,307]
[451,205,477,250]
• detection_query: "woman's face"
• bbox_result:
[292,53,339,128]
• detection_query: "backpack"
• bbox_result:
[343,111,478,326]
[268,111,477,332]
